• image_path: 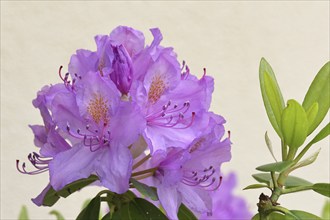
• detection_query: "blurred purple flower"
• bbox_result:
[200,172,252,220]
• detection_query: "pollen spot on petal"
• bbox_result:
[87,94,109,124]
[189,138,206,153]
[148,74,167,104]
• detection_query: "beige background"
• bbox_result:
[1,1,329,219]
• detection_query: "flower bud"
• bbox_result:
[110,45,133,95]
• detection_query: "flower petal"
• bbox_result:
[157,184,181,220]
[31,183,52,206]
[95,145,132,194]
[179,183,212,214]
[49,144,99,191]
[110,26,145,58]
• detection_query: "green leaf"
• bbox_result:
[243,184,270,190]
[101,212,111,220]
[309,123,330,146]
[302,61,330,134]
[49,210,65,220]
[252,173,312,188]
[305,102,319,134]
[285,210,321,220]
[42,175,98,207]
[76,195,101,220]
[18,205,29,220]
[259,58,285,138]
[284,176,313,188]
[130,178,158,201]
[321,200,330,220]
[43,186,61,207]
[256,161,294,173]
[290,149,320,171]
[265,131,278,162]
[112,198,167,220]
[178,203,198,220]
[281,100,309,149]
[313,183,330,197]
[57,175,98,198]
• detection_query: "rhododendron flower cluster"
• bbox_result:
[18,26,233,219]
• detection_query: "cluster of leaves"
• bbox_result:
[245,58,330,219]
[18,176,197,220]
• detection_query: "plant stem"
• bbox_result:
[293,142,313,164]
[131,167,157,177]
[132,154,151,170]
[271,171,278,188]
[281,141,287,161]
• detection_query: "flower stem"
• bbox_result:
[131,167,157,177]
[132,154,151,170]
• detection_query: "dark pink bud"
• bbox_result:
[111,45,133,95]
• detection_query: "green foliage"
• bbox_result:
[309,123,330,146]
[302,62,330,134]
[281,100,308,149]
[259,58,285,138]
[312,183,330,198]
[18,206,29,220]
[243,184,270,190]
[49,210,65,220]
[256,161,294,173]
[177,204,198,220]
[252,173,312,188]
[130,178,158,201]
[111,198,167,220]
[254,59,330,220]
[265,131,277,162]
[285,210,321,220]
[43,175,98,206]
[76,195,101,220]
[321,200,330,220]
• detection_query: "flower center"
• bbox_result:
[87,94,110,125]
[148,74,167,104]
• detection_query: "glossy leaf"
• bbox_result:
[42,175,98,207]
[57,175,98,198]
[281,100,308,149]
[321,200,330,220]
[112,198,167,220]
[243,184,270,190]
[76,195,101,220]
[178,203,198,220]
[302,61,330,134]
[259,58,285,138]
[309,122,330,146]
[305,102,319,134]
[313,183,330,197]
[18,206,29,220]
[285,210,321,220]
[256,161,294,173]
[265,131,277,162]
[43,186,61,207]
[49,210,65,220]
[130,178,158,201]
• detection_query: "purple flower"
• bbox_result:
[47,72,145,193]
[199,172,252,220]
[131,29,215,153]
[110,44,133,95]
[145,115,231,219]
[68,26,144,94]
